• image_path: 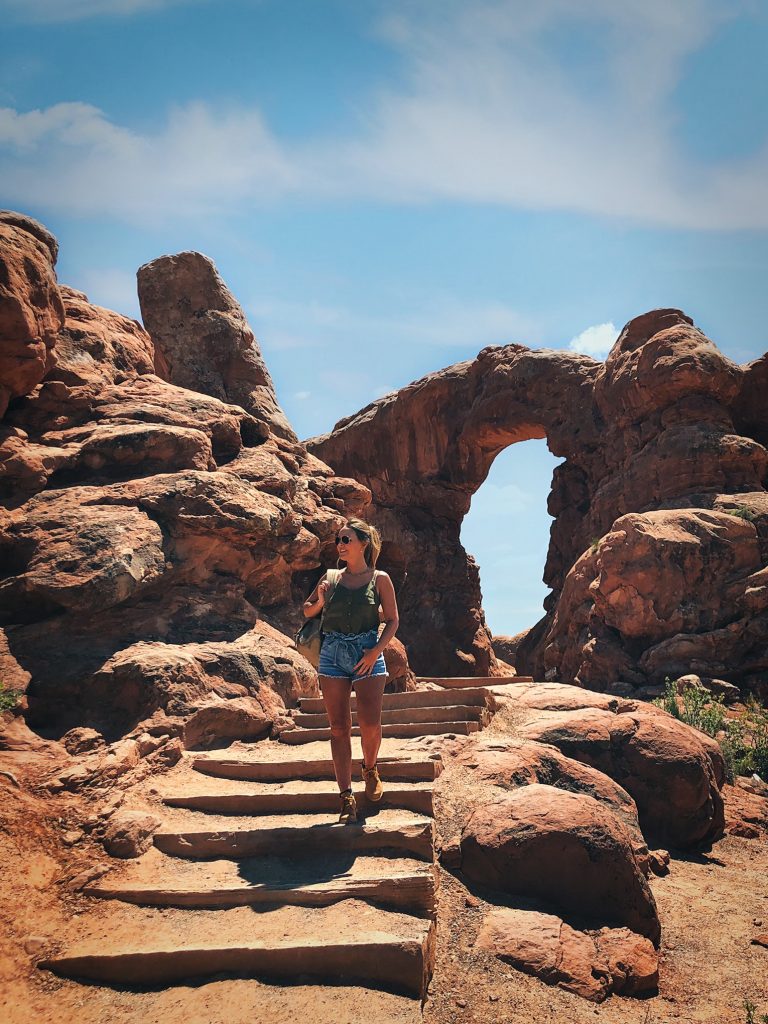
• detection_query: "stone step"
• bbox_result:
[279,721,479,745]
[415,675,532,688]
[291,704,489,729]
[86,849,438,916]
[162,778,434,816]
[41,902,435,997]
[153,808,436,861]
[298,687,495,714]
[192,754,443,782]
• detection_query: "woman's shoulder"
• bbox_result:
[373,569,392,584]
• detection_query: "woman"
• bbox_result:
[302,518,399,824]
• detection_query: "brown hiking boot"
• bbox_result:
[338,790,358,824]
[362,762,383,802]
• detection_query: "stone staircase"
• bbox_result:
[42,683,504,1002]
[279,685,504,744]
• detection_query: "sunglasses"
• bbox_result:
[335,531,368,545]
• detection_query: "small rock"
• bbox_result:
[24,936,48,956]
[60,727,105,755]
[61,829,83,846]
[103,811,160,858]
[649,849,671,876]
[455,998,467,1008]
[465,894,481,909]
[439,837,462,869]
[65,864,110,891]
[755,919,763,927]
[489,993,499,1002]
[98,793,125,818]
[752,934,768,949]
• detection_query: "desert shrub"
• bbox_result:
[727,505,757,522]
[743,997,768,1024]
[654,679,767,784]
[0,681,22,712]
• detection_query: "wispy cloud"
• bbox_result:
[0,101,297,222]
[1,2,766,228]
[568,321,617,359]
[249,294,540,352]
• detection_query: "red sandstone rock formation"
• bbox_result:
[137,251,296,442]
[309,311,768,694]
[0,212,371,743]
[0,212,64,418]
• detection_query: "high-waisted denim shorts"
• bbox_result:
[318,629,388,682]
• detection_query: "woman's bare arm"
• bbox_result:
[303,574,329,618]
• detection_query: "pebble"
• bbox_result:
[456,998,467,1008]
[489,993,499,1002]
[754,919,763,926]
[465,894,481,908]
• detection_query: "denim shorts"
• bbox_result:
[318,629,388,682]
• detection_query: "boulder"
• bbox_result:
[518,703,725,848]
[675,674,741,704]
[476,907,658,1002]
[182,696,277,749]
[457,736,651,873]
[460,784,660,943]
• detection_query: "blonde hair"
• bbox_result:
[338,518,382,568]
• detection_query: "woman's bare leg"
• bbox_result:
[355,675,387,769]
[320,676,353,792]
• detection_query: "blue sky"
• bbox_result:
[2,0,767,637]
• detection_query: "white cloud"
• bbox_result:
[568,321,617,358]
[293,390,311,401]
[1,2,766,228]
[0,101,297,223]
[0,0,205,22]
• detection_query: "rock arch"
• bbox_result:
[309,310,768,689]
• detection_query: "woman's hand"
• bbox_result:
[316,580,330,605]
[354,646,382,678]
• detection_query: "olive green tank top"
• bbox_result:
[322,572,380,635]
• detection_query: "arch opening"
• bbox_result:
[460,438,564,651]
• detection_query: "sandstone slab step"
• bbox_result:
[279,721,479,745]
[298,687,495,714]
[192,754,443,782]
[291,704,489,729]
[153,808,436,861]
[415,675,532,688]
[41,901,435,997]
[86,849,438,915]
[163,778,434,816]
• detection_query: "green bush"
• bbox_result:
[743,997,768,1024]
[727,505,758,522]
[0,681,23,712]
[654,678,767,784]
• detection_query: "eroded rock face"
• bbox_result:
[0,212,64,417]
[137,251,296,442]
[0,214,376,740]
[309,310,768,691]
